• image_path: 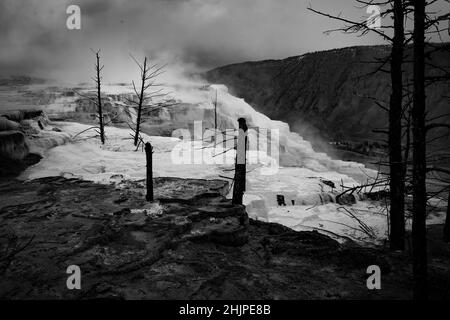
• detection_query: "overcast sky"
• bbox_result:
[0,0,449,83]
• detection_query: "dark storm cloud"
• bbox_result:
[0,0,448,83]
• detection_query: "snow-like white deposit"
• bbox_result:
[20,84,447,245]
[176,85,378,183]
[22,122,223,182]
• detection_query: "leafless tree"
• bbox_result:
[388,0,406,250]
[424,50,450,243]
[309,0,450,299]
[308,0,409,250]
[126,55,172,149]
[95,50,106,144]
[409,0,450,300]
[73,49,106,144]
[411,0,428,300]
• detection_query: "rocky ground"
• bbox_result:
[1,176,449,300]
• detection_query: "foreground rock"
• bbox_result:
[0,131,29,160]
[1,177,449,299]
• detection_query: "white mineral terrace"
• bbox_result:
[19,84,447,245]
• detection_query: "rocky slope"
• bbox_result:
[205,44,450,151]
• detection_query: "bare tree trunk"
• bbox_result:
[145,142,153,202]
[214,89,218,143]
[412,0,428,300]
[95,52,105,144]
[389,0,406,251]
[232,118,248,205]
[134,57,147,147]
[444,189,450,242]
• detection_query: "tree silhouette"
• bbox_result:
[126,55,172,149]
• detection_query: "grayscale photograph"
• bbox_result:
[0,0,449,307]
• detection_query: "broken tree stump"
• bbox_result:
[145,142,154,202]
[232,118,248,205]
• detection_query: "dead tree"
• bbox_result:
[72,49,107,144]
[134,57,147,147]
[405,0,450,300]
[127,55,168,149]
[422,42,450,243]
[94,49,105,144]
[145,142,154,202]
[388,0,406,250]
[309,0,450,299]
[214,89,218,142]
[73,49,106,143]
[232,118,248,205]
[411,0,428,300]
[308,1,410,251]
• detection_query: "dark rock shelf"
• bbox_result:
[1,177,449,299]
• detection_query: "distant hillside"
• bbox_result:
[205,44,450,150]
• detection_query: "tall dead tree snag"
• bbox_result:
[71,49,107,143]
[145,142,154,202]
[214,89,218,142]
[134,57,147,147]
[389,0,406,251]
[307,1,408,251]
[127,55,167,149]
[232,118,248,205]
[412,0,428,300]
[94,49,105,144]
